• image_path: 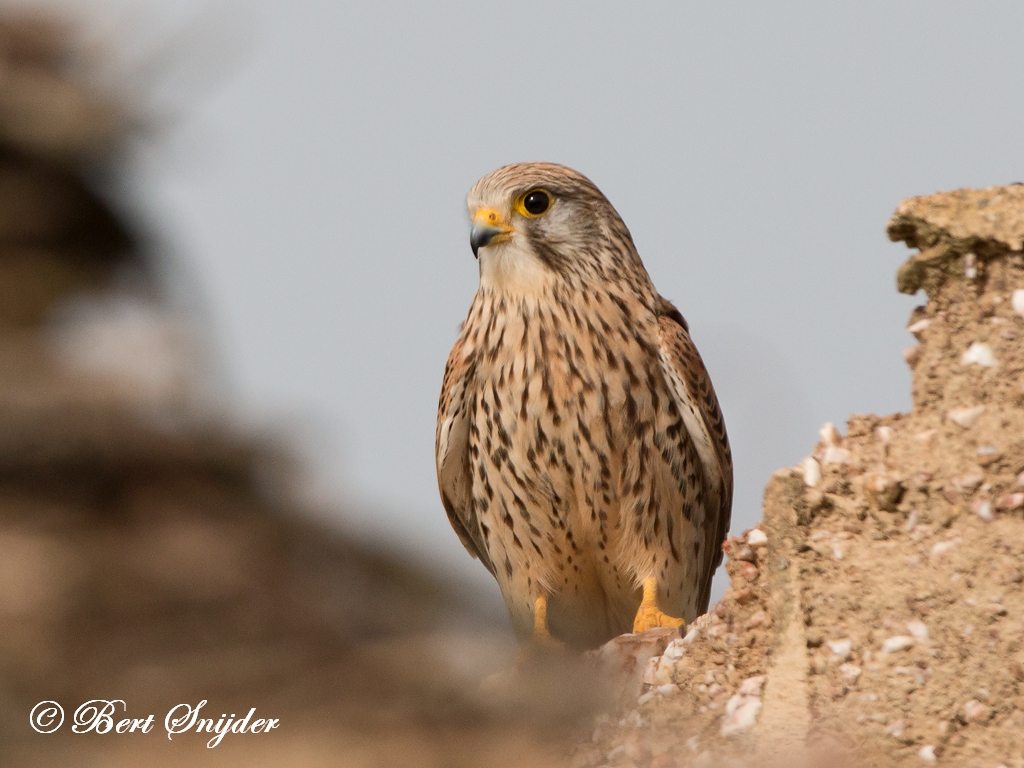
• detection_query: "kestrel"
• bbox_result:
[436,163,732,650]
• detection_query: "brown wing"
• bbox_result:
[436,336,494,575]
[656,296,733,611]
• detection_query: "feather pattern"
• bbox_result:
[436,335,494,575]
[655,301,733,610]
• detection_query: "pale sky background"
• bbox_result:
[65,1,1024,608]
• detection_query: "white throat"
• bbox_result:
[477,236,555,297]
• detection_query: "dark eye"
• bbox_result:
[522,190,551,215]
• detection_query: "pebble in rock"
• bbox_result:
[918,745,937,765]
[976,444,999,460]
[822,445,852,465]
[827,639,853,660]
[947,406,985,428]
[802,457,822,488]
[906,620,929,643]
[663,637,690,660]
[931,540,957,558]
[963,252,978,279]
[733,545,757,563]
[738,675,765,696]
[902,509,921,533]
[907,318,931,336]
[881,636,914,654]
[720,694,761,737]
[971,499,994,523]
[960,342,996,367]
[996,492,1024,510]
[744,610,770,629]
[643,634,694,686]
[963,699,990,723]
[885,719,906,739]
[952,468,985,493]
[746,528,768,547]
[839,663,862,686]
[914,430,936,447]
[819,422,841,447]
[1012,288,1024,318]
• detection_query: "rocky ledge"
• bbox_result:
[571,185,1024,768]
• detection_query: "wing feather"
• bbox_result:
[655,296,733,610]
[436,337,495,575]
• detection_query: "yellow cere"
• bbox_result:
[473,207,511,231]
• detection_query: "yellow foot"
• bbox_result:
[530,594,564,650]
[632,576,685,634]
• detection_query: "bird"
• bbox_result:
[436,162,732,650]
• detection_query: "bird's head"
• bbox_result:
[466,162,641,292]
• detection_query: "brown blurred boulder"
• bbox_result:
[0,15,574,768]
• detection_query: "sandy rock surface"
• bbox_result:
[571,185,1024,768]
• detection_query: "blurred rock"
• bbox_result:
[0,16,123,160]
[0,13,576,768]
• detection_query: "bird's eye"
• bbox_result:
[519,189,552,217]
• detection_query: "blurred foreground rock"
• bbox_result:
[573,186,1024,767]
[0,15,584,768]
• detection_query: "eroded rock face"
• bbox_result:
[573,186,1024,768]
[892,188,1024,434]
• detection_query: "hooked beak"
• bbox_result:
[470,208,513,258]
